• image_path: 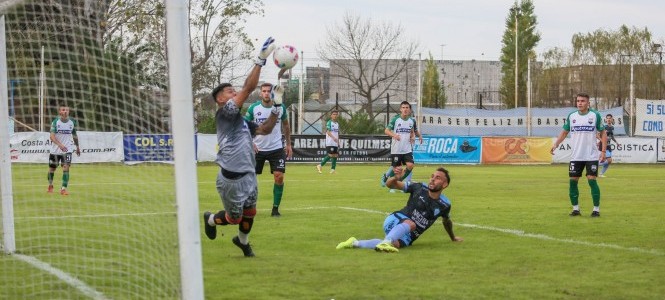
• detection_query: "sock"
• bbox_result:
[273,183,284,207]
[356,239,382,249]
[569,179,579,206]
[320,156,330,166]
[386,167,395,178]
[573,205,580,211]
[47,172,54,185]
[385,222,411,242]
[331,158,337,169]
[238,216,254,244]
[588,179,600,207]
[400,168,413,181]
[593,206,600,212]
[601,162,609,174]
[62,171,70,188]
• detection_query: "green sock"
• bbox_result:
[320,156,330,166]
[569,179,579,206]
[331,158,337,169]
[387,168,395,177]
[48,172,54,185]
[588,179,600,207]
[400,168,412,181]
[62,171,70,188]
[273,183,284,207]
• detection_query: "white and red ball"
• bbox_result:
[273,45,299,69]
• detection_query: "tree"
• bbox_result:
[571,25,657,65]
[104,0,261,98]
[538,25,663,106]
[317,12,419,121]
[421,53,446,108]
[500,0,540,108]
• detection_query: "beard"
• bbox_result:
[427,184,443,193]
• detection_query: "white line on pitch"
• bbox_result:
[329,206,664,256]
[13,254,107,300]
[16,206,663,257]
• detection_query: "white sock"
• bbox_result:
[593,206,600,212]
[573,205,580,211]
[238,232,249,245]
[207,214,215,226]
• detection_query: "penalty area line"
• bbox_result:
[13,254,108,300]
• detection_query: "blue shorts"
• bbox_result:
[383,212,413,247]
[605,150,612,158]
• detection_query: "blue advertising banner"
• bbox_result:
[124,134,175,162]
[413,136,482,164]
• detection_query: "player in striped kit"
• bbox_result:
[380,101,422,188]
[317,110,340,174]
[551,93,607,217]
[47,105,81,195]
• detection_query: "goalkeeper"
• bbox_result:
[202,37,285,257]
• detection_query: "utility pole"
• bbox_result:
[653,43,663,99]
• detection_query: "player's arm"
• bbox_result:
[255,107,281,135]
[442,216,463,242]
[385,166,406,190]
[414,120,423,144]
[610,135,620,145]
[282,116,293,158]
[598,129,607,162]
[233,37,275,108]
[73,133,80,156]
[550,130,569,154]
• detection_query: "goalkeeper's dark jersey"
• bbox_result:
[396,182,452,242]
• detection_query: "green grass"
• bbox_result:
[2,163,664,299]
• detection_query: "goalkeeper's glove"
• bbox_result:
[254,37,276,67]
[271,85,284,107]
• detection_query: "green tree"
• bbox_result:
[500,0,541,108]
[421,53,446,108]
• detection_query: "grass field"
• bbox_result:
[2,163,664,299]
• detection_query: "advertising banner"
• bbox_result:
[290,135,391,163]
[9,131,123,163]
[482,137,552,164]
[635,99,665,137]
[419,106,624,136]
[413,136,481,164]
[552,137,657,163]
[658,138,665,162]
[123,134,175,162]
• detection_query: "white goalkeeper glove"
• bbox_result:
[254,37,276,67]
[271,85,284,107]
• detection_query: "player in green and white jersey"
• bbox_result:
[317,110,340,174]
[244,82,292,217]
[551,93,607,217]
[47,105,81,195]
[380,101,422,188]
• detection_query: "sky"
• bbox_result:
[243,0,665,76]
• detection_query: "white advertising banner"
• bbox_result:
[635,99,665,137]
[658,138,665,162]
[552,137,657,163]
[10,131,124,163]
[196,134,217,162]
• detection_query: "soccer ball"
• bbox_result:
[273,45,299,69]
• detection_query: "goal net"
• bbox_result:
[1,1,201,299]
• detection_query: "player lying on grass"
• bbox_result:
[337,166,463,253]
